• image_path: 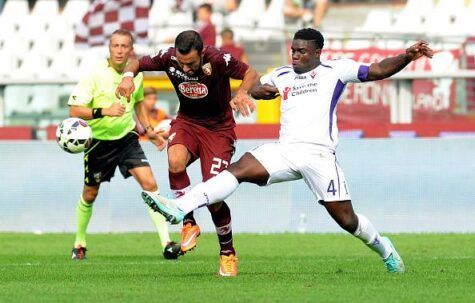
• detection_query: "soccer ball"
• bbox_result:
[56,118,92,154]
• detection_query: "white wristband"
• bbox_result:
[123,72,134,78]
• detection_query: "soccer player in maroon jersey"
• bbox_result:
[116,30,258,276]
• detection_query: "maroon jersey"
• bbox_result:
[198,22,216,46]
[139,47,249,130]
[220,44,244,62]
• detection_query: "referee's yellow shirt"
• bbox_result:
[68,59,144,140]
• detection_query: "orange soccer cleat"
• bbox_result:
[180,223,201,254]
[218,254,238,277]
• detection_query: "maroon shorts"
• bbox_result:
[167,119,236,181]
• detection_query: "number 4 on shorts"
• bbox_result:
[327,180,337,196]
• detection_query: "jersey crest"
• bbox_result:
[202,63,212,75]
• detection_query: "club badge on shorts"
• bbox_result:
[93,172,102,183]
[202,63,212,75]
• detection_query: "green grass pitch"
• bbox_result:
[1,233,474,303]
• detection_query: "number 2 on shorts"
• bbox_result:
[210,157,229,175]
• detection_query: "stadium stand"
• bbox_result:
[0,0,474,138]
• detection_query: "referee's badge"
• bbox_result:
[202,63,212,75]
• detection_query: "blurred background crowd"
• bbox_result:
[0,0,474,139]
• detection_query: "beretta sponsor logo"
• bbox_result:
[178,82,208,99]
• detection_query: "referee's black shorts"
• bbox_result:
[83,132,150,186]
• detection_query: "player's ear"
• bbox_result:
[315,48,322,57]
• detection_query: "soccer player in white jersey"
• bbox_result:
[145,28,434,274]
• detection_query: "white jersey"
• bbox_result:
[260,59,370,152]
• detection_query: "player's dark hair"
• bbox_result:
[198,3,213,13]
[175,30,204,55]
[220,28,234,39]
[110,29,135,45]
[293,28,324,50]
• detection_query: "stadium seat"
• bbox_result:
[1,33,31,55]
[17,18,49,42]
[31,0,59,21]
[254,0,285,41]
[434,0,465,18]
[10,52,50,79]
[0,17,18,36]
[31,34,61,54]
[149,0,173,27]
[0,51,18,79]
[424,0,466,37]
[76,47,108,78]
[3,85,34,116]
[57,31,76,52]
[47,17,72,40]
[49,50,80,79]
[356,10,393,34]
[30,85,60,114]
[403,0,434,15]
[226,0,265,23]
[0,0,29,23]
[225,0,266,40]
[152,12,194,44]
[391,0,434,34]
[61,0,90,25]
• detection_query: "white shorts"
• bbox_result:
[249,142,351,202]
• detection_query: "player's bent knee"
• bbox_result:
[141,179,157,191]
[207,201,223,213]
[82,191,98,203]
[168,158,187,173]
[338,216,358,233]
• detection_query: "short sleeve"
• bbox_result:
[139,48,171,72]
[333,58,370,84]
[260,72,275,86]
[215,50,249,80]
[68,74,94,106]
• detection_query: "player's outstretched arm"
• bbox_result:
[367,41,434,81]
[116,58,140,101]
[229,67,260,117]
[250,83,280,100]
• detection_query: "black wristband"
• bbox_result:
[92,108,103,119]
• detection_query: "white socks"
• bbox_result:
[172,186,191,199]
[176,170,239,214]
[353,213,392,259]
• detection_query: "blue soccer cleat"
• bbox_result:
[141,191,185,224]
[382,236,405,273]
